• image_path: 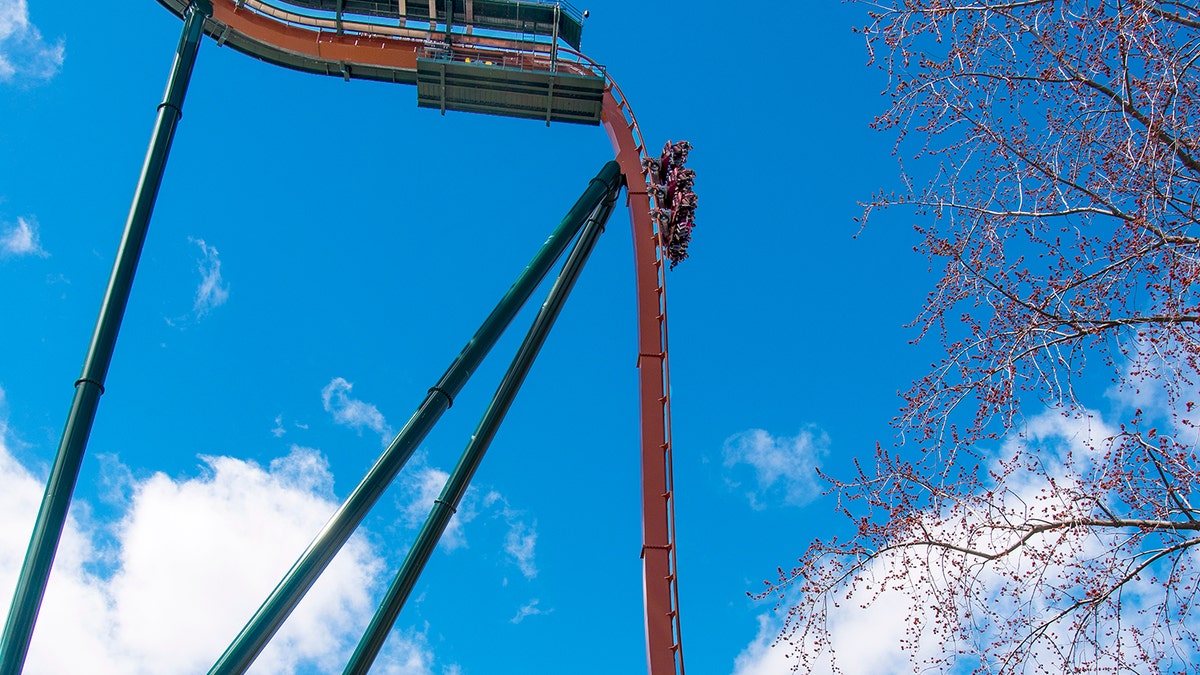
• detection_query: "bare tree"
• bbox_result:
[762,2,1200,672]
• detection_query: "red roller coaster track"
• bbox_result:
[152,1,687,672]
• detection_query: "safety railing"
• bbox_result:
[234,0,584,44]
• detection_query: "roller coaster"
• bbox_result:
[0,1,695,673]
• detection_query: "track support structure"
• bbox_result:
[209,160,624,675]
[344,180,621,675]
[0,4,211,673]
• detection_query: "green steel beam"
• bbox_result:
[208,160,623,675]
[343,180,620,675]
[0,4,212,673]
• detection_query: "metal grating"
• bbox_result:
[416,58,603,124]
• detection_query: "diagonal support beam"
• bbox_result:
[0,3,212,673]
[207,160,623,675]
[342,178,621,675]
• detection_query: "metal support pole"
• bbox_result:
[550,3,559,72]
[208,160,623,675]
[0,4,211,673]
[343,184,620,675]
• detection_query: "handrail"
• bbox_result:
[213,0,614,79]
[235,0,576,51]
[239,0,543,45]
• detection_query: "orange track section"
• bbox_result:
[199,3,683,673]
[600,89,683,675]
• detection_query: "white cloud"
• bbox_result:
[484,490,538,579]
[0,0,64,83]
[1105,340,1200,443]
[397,457,476,552]
[731,407,1189,674]
[502,521,537,580]
[316,380,534,571]
[104,448,372,674]
[322,377,393,442]
[732,577,936,675]
[509,598,550,624]
[731,614,787,675]
[190,237,229,317]
[722,428,828,509]
[0,216,48,258]
[270,415,286,438]
[392,468,538,577]
[370,631,451,675]
[0,419,446,674]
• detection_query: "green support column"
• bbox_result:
[343,182,620,675]
[0,3,212,673]
[209,161,623,675]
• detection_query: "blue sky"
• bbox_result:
[0,1,949,673]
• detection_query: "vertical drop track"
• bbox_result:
[601,82,686,675]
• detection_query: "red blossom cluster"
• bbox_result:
[643,140,697,268]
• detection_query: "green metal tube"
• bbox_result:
[0,4,211,674]
[342,184,620,675]
[208,160,623,675]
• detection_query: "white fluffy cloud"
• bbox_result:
[0,216,48,258]
[722,427,828,509]
[729,408,1178,674]
[189,237,229,317]
[733,596,914,675]
[397,458,477,552]
[0,0,63,83]
[0,412,444,674]
[322,377,393,442]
